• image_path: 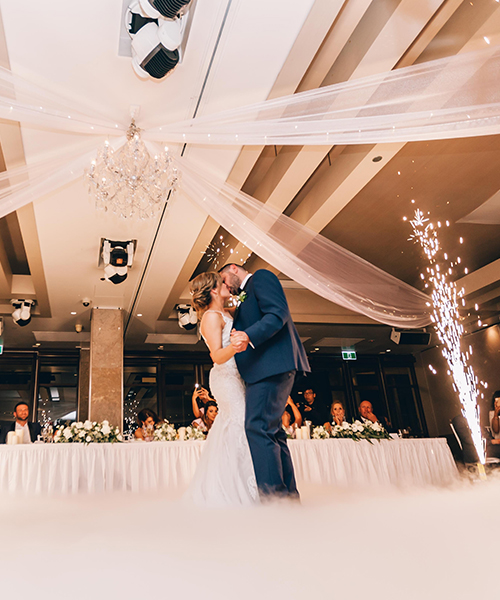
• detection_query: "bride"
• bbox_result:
[186,272,259,507]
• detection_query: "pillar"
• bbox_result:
[89,308,123,430]
[77,343,90,421]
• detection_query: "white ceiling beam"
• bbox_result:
[227,0,350,190]
[296,5,500,234]
[232,0,447,258]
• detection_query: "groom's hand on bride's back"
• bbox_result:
[231,329,249,352]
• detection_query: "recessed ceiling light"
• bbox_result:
[71,311,77,315]
[34,342,41,347]
[137,313,143,317]
[386,349,391,352]
[314,347,319,351]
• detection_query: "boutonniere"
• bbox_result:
[236,291,247,304]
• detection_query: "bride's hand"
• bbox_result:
[231,330,249,352]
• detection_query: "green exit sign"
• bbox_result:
[342,350,356,360]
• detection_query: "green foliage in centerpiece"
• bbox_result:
[312,420,391,442]
[53,420,122,444]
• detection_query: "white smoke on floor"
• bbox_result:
[0,477,497,599]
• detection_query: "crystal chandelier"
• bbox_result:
[88,121,179,219]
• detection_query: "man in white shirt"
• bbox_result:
[0,402,41,444]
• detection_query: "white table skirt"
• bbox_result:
[289,438,459,488]
[0,437,458,495]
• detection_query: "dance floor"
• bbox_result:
[0,474,497,599]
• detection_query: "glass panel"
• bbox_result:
[0,357,34,428]
[385,371,424,436]
[327,365,344,388]
[38,364,78,427]
[123,364,158,435]
[161,362,197,427]
[350,365,379,387]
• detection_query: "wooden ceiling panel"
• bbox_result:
[320,135,500,287]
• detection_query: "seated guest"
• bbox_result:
[298,388,328,426]
[487,390,500,459]
[134,408,160,441]
[0,401,41,444]
[358,400,391,431]
[324,401,347,434]
[282,396,302,433]
[191,385,212,419]
[192,400,218,434]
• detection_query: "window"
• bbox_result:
[37,359,78,427]
[123,362,158,434]
[0,354,35,427]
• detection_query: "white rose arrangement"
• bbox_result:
[184,425,206,440]
[150,421,206,441]
[311,425,330,439]
[53,420,122,444]
[312,420,391,443]
[153,420,178,442]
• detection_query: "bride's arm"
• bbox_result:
[201,312,237,365]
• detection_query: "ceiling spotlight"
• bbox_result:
[127,1,192,80]
[140,0,192,19]
[176,303,197,330]
[101,239,135,285]
[11,299,35,327]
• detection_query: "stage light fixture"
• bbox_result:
[176,304,197,330]
[139,0,192,20]
[11,299,35,327]
[127,0,192,80]
[102,240,135,285]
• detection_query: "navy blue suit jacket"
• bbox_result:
[233,270,310,384]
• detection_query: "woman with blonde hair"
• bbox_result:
[186,271,258,507]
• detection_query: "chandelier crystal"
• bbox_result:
[88,121,179,219]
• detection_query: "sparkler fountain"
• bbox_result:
[407,209,486,467]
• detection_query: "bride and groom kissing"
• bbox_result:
[187,263,310,507]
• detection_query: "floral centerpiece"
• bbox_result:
[153,420,177,441]
[312,420,391,443]
[53,420,122,444]
[311,425,330,439]
[184,425,206,440]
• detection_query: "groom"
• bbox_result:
[219,263,310,499]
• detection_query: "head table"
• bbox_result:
[0,437,458,495]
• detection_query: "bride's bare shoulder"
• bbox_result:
[200,310,223,330]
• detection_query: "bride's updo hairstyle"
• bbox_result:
[190,272,222,315]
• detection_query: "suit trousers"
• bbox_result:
[245,370,298,498]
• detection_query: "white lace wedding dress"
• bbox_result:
[186,311,259,507]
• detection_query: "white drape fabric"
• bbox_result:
[176,156,431,327]
[0,137,115,218]
[145,46,500,145]
[0,47,497,324]
[0,438,458,495]
[3,47,496,145]
[0,65,124,135]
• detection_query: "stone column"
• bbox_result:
[78,344,90,421]
[89,308,123,430]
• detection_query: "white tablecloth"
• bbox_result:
[289,437,459,488]
[0,437,458,494]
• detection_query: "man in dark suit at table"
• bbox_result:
[0,401,41,444]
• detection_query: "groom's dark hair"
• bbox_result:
[218,263,239,273]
